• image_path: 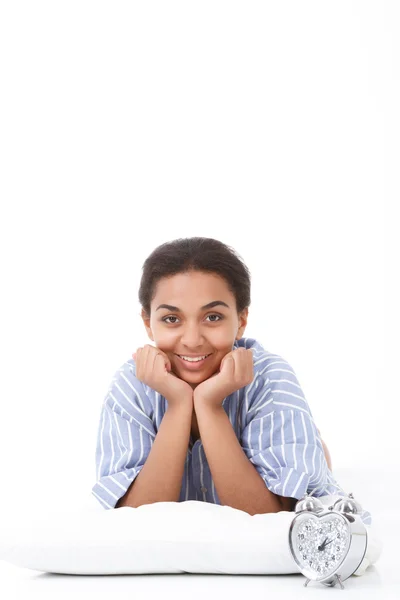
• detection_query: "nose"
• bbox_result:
[180,325,205,348]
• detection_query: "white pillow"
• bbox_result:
[0,495,382,577]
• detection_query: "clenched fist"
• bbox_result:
[133,344,193,409]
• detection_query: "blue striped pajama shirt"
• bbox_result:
[91,336,372,526]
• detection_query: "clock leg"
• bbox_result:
[334,574,345,589]
[303,578,311,587]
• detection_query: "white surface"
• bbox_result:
[0,3,397,514]
[0,0,398,597]
[0,496,380,576]
[0,467,398,598]
[0,521,396,600]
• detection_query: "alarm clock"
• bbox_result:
[288,485,368,588]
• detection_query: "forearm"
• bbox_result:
[195,404,282,516]
[321,439,332,471]
[317,428,332,471]
[116,403,192,508]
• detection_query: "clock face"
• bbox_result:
[289,512,351,579]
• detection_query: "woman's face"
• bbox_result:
[141,271,248,390]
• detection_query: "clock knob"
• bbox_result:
[332,492,363,515]
[294,494,325,513]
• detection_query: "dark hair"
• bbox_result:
[139,237,251,318]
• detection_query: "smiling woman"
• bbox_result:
[137,237,251,394]
[141,269,249,391]
[90,237,352,522]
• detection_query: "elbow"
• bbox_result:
[115,493,137,509]
[115,496,127,508]
[278,495,297,512]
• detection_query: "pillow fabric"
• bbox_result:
[0,494,382,576]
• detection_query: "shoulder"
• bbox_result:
[235,336,294,373]
[106,357,139,395]
[236,336,299,387]
[103,357,157,421]
[237,337,312,416]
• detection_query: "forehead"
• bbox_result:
[152,272,233,306]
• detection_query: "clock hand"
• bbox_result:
[318,538,334,551]
[317,536,328,550]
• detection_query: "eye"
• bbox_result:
[162,314,224,324]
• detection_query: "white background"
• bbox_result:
[0,1,398,514]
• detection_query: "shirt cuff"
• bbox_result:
[91,466,144,509]
[257,465,373,526]
[257,466,312,499]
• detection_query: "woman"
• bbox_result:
[92,237,347,518]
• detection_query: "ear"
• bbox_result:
[236,307,249,339]
[141,309,154,341]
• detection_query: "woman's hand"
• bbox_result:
[193,347,254,409]
[133,345,193,409]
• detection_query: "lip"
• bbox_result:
[175,353,212,370]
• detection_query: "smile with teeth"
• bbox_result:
[177,354,211,362]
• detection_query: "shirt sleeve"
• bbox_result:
[242,407,329,501]
[91,362,157,509]
[239,356,373,525]
[240,357,330,503]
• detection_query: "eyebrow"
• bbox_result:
[156,300,230,312]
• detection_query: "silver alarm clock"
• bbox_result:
[288,485,368,588]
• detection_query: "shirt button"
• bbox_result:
[201,486,207,493]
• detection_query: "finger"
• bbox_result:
[154,352,166,374]
[147,345,159,374]
[222,354,235,373]
[135,347,143,376]
[164,351,172,371]
[233,349,246,380]
[152,347,170,373]
[235,348,251,383]
[157,348,171,371]
[143,344,154,376]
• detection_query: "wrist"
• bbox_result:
[166,396,193,412]
[193,396,224,413]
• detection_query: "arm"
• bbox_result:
[195,404,283,515]
[191,349,332,514]
[116,403,192,508]
[195,405,331,515]
[280,432,332,510]
[317,428,333,471]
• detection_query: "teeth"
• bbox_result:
[179,355,208,362]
